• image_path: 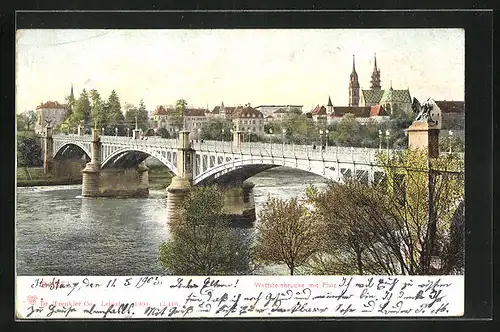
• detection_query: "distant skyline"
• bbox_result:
[16,29,464,113]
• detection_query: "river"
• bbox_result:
[16,167,327,276]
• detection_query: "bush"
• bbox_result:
[17,136,43,167]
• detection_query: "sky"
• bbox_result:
[16,29,464,114]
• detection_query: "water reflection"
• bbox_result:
[16,167,326,276]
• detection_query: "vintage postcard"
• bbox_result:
[15,27,466,319]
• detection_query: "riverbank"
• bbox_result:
[17,167,81,187]
[16,166,174,188]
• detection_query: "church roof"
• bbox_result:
[311,105,327,115]
[434,101,465,113]
[361,90,385,104]
[380,88,412,103]
[369,105,388,117]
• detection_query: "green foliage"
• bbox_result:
[156,127,170,138]
[65,89,92,128]
[17,111,37,132]
[124,100,149,131]
[200,119,232,141]
[17,136,42,167]
[306,149,464,275]
[281,112,318,144]
[159,186,253,275]
[89,89,105,129]
[439,135,464,153]
[255,197,325,275]
[106,90,124,126]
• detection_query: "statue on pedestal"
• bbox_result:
[412,97,438,126]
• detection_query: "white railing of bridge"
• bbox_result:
[53,134,464,165]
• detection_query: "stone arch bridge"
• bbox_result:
[50,131,391,188]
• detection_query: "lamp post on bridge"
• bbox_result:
[448,130,453,153]
[282,128,286,154]
[101,127,105,136]
[385,129,390,159]
[127,128,130,138]
[319,129,324,149]
[378,130,382,151]
[230,128,233,153]
[221,128,225,151]
[269,129,273,155]
[115,127,118,137]
[325,129,329,152]
[197,128,201,143]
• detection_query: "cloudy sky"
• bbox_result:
[16,29,464,113]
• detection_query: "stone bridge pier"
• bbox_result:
[81,129,101,197]
[166,130,194,223]
[43,126,54,174]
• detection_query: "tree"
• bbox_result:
[124,100,149,131]
[106,90,124,128]
[168,99,187,130]
[200,119,232,141]
[89,89,105,129]
[156,127,170,138]
[306,149,464,275]
[255,197,325,275]
[159,186,253,275]
[70,89,91,127]
[17,136,42,168]
[335,114,362,146]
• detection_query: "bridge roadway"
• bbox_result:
[52,134,399,185]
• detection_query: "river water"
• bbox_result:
[16,167,327,276]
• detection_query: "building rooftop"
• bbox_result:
[36,101,67,110]
[434,100,465,113]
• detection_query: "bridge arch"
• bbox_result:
[101,146,177,174]
[193,156,341,186]
[53,142,91,161]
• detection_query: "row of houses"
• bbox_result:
[153,103,268,136]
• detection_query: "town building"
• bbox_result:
[208,102,240,120]
[254,105,303,117]
[232,106,265,135]
[153,105,209,135]
[35,101,69,134]
[327,104,389,124]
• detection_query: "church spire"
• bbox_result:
[70,83,74,100]
[349,55,360,107]
[370,53,381,90]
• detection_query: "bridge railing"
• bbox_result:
[53,135,464,166]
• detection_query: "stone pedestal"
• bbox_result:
[132,129,141,140]
[81,163,101,197]
[137,162,149,196]
[407,121,440,158]
[43,126,54,175]
[232,130,243,148]
[166,176,191,223]
[82,129,102,197]
[241,181,256,221]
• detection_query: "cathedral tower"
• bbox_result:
[349,55,360,107]
[370,53,381,90]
